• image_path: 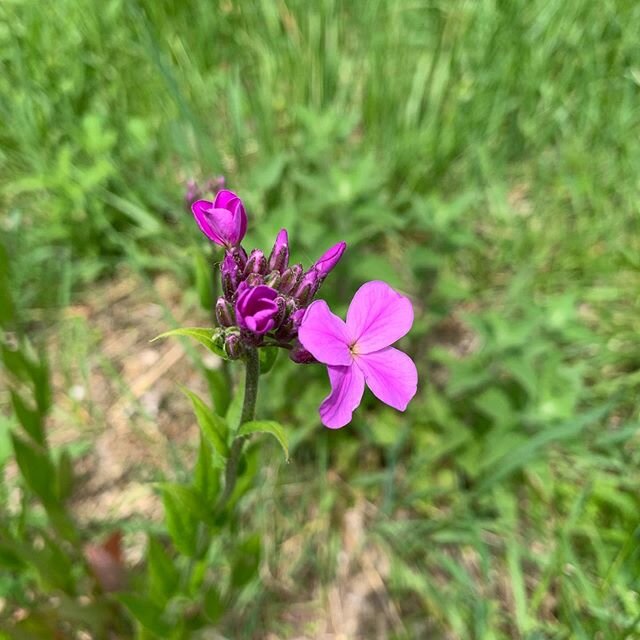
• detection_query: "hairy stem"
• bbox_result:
[216,346,260,510]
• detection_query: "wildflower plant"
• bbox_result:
[145,188,418,631]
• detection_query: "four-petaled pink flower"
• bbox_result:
[192,190,247,247]
[298,281,418,428]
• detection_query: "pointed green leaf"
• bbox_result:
[202,585,224,623]
[182,389,229,458]
[230,534,261,589]
[161,488,198,557]
[56,449,74,502]
[160,483,214,526]
[194,435,221,503]
[237,420,289,461]
[205,367,231,416]
[152,327,226,359]
[11,391,45,446]
[11,432,56,505]
[147,535,180,605]
[0,242,15,328]
[117,594,172,636]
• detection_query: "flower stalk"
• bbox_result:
[216,346,260,510]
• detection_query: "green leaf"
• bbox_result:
[11,432,56,506]
[259,347,279,375]
[152,327,226,359]
[230,534,261,589]
[56,450,74,502]
[0,242,16,328]
[10,391,45,446]
[147,535,180,605]
[193,436,221,503]
[182,389,229,458]
[160,483,214,526]
[202,585,224,623]
[193,250,214,311]
[204,367,231,417]
[117,594,172,636]
[161,488,198,557]
[237,420,289,461]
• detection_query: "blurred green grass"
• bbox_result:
[1,0,640,637]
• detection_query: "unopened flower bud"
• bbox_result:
[215,297,235,327]
[244,249,267,277]
[313,241,347,279]
[245,273,264,287]
[294,270,320,307]
[279,263,303,295]
[224,333,243,359]
[264,270,281,289]
[289,342,316,364]
[273,296,287,329]
[268,229,290,273]
[221,254,241,300]
[292,308,306,328]
[229,245,248,271]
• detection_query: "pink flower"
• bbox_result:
[298,281,418,429]
[235,284,279,335]
[191,190,247,247]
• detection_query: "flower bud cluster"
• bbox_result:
[192,190,346,363]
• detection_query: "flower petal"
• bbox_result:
[191,200,224,245]
[355,347,418,411]
[346,281,414,353]
[319,364,365,429]
[298,300,352,366]
[213,189,240,209]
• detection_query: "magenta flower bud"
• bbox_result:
[228,245,248,271]
[289,343,316,364]
[224,333,243,360]
[245,273,264,287]
[279,263,303,295]
[191,190,247,247]
[292,308,306,328]
[215,297,235,327]
[273,296,287,328]
[235,285,279,335]
[268,229,290,274]
[313,241,347,278]
[244,249,267,277]
[294,270,320,307]
[264,270,281,289]
[221,254,241,300]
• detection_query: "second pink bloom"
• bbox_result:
[298,281,418,428]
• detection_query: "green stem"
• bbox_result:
[216,346,260,510]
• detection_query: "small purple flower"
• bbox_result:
[235,285,280,335]
[313,241,347,278]
[298,281,417,429]
[268,229,290,273]
[192,190,247,247]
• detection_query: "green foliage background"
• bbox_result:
[1,0,640,638]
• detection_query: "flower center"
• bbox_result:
[348,342,359,356]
